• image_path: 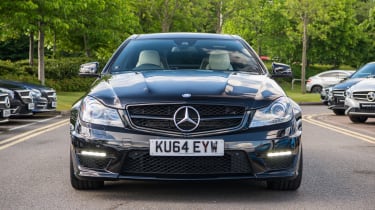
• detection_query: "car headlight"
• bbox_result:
[30,88,42,97]
[345,88,353,99]
[80,96,123,127]
[249,97,293,128]
[328,88,333,97]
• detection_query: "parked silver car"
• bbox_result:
[306,70,354,93]
[345,78,375,123]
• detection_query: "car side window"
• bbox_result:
[337,72,349,79]
[320,72,336,78]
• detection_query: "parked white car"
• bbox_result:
[345,78,375,123]
[306,70,354,93]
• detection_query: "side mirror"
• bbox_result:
[79,62,99,77]
[271,62,293,78]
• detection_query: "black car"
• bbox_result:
[0,80,56,113]
[0,89,11,123]
[0,83,34,116]
[328,62,375,115]
[70,33,303,191]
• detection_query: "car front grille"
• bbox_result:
[126,104,247,135]
[0,94,10,109]
[353,91,375,102]
[332,90,345,98]
[44,90,56,101]
[332,90,345,105]
[15,90,33,103]
[356,106,375,113]
[121,150,252,176]
[36,102,48,109]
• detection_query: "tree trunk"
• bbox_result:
[53,30,57,59]
[29,32,34,67]
[83,34,91,57]
[215,1,223,33]
[301,12,308,94]
[161,20,170,32]
[38,21,45,86]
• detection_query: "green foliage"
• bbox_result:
[1,0,375,89]
[0,58,97,91]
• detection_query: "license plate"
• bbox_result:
[51,101,57,108]
[28,103,35,110]
[2,109,10,118]
[150,139,224,156]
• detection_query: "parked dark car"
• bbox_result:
[0,89,11,123]
[0,83,34,116]
[70,33,303,191]
[328,62,375,115]
[0,80,56,113]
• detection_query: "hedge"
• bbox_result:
[0,58,102,91]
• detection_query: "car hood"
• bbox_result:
[0,80,28,90]
[332,78,364,90]
[349,78,375,92]
[88,70,286,109]
[0,80,53,91]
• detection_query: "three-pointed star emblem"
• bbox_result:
[173,106,200,132]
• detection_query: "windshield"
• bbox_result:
[109,39,262,74]
[351,63,375,78]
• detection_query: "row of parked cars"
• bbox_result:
[0,79,57,123]
[308,62,375,123]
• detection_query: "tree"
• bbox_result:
[309,0,359,67]
[0,0,38,65]
[53,0,140,60]
[224,0,296,62]
[285,0,326,93]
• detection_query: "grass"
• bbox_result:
[286,90,321,103]
[57,92,85,111]
[56,81,320,112]
[279,80,321,103]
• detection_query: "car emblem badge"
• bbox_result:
[367,91,375,102]
[173,106,200,132]
[182,93,191,98]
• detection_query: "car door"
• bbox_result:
[320,72,339,87]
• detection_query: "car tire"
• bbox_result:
[266,151,303,191]
[70,154,104,190]
[349,116,368,123]
[333,109,345,115]
[311,85,322,93]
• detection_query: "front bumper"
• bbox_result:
[345,98,375,117]
[0,109,10,123]
[70,120,302,181]
[10,99,33,116]
[328,96,345,110]
[32,97,56,112]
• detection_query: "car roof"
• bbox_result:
[131,32,241,40]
